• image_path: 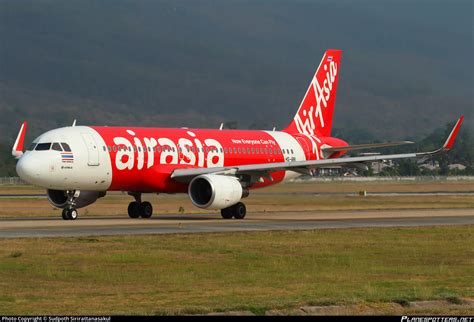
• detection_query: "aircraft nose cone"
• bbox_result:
[16,154,40,184]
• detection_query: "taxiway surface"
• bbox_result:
[0,208,472,238]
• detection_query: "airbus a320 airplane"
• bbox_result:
[12,49,463,220]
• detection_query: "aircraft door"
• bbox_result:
[295,135,311,160]
[81,133,100,166]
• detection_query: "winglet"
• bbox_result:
[443,116,464,150]
[12,121,27,158]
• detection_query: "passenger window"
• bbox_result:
[61,143,72,152]
[52,143,63,151]
[35,143,51,151]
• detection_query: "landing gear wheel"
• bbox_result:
[62,208,69,220]
[232,202,246,219]
[140,201,153,218]
[62,208,77,220]
[128,201,140,218]
[220,207,233,219]
[68,209,78,220]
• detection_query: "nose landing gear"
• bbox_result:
[62,190,79,220]
[62,208,78,220]
[127,192,153,218]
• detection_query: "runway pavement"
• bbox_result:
[0,208,472,238]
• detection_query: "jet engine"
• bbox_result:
[47,190,106,209]
[188,174,247,209]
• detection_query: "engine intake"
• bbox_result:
[47,190,106,209]
[188,174,245,209]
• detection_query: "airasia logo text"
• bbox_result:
[113,130,224,170]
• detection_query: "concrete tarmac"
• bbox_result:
[0,208,472,238]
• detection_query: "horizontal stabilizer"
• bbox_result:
[322,141,414,153]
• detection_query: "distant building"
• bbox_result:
[315,166,343,176]
[371,160,394,174]
[448,164,466,171]
[420,160,440,171]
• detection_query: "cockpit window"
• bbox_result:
[51,143,63,151]
[61,143,71,152]
[28,143,37,151]
[35,143,51,151]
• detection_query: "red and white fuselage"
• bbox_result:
[16,125,347,192]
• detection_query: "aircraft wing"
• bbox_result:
[171,116,464,183]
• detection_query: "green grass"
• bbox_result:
[0,225,473,315]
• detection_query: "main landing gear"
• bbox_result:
[220,202,246,219]
[62,190,78,220]
[127,192,153,218]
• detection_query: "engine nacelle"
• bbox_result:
[188,174,245,209]
[47,190,106,209]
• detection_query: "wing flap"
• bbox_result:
[322,141,414,153]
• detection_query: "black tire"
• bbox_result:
[220,207,233,219]
[128,201,140,218]
[62,208,69,220]
[232,202,246,219]
[140,201,153,218]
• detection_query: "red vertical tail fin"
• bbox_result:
[284,49,342,137]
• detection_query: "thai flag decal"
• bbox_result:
[61,152,74,163]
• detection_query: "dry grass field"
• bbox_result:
[0,226,473,315]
